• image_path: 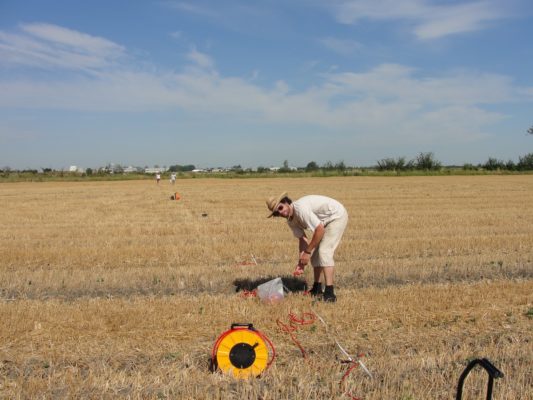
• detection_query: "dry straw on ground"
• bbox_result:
[1,176,532,399]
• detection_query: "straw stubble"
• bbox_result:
[0,176,532,399]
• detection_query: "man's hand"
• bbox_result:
[293,263,305,276]
[299,251,311,266]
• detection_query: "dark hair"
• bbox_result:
[281,196,292,205]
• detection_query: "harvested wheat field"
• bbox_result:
[1,175,532,399]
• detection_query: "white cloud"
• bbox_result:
[1,58,527,149]
[324,64,518,105]
[186,48,215,70]
[414,1,504,39]
[0,23,125,71]
[332,0,512,39]
[22,23,123,55]
[1,23,531,149]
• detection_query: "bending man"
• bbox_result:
[266,192,348,302]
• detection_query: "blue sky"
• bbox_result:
[1,0,532,170]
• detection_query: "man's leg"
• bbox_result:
[322,266,336,302]
[313,267,323,283]
[309,267,334,296]
[315,216,347,302]
[309,267,324,296]
[323,266,334,286]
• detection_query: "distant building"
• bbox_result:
[145,167,168,174]
[68,165,83,173]
[123,166,142,173]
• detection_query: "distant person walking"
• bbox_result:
[155,172,161,184]
[170,172,176,185]
[266,192,348,302]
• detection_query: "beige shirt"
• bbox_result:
[287,195,347,238]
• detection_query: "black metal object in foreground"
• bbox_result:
[456,358,504,400]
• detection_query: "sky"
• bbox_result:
[1,0,532,170]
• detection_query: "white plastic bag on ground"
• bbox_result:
[257,277,284,304]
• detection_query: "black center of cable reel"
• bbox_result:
[229,342,258,369]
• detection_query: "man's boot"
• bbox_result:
[323,285,337,302]
[309,282,323,297]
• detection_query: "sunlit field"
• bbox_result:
[1,176,532,399]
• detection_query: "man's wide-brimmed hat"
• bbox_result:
[266,192,288,218]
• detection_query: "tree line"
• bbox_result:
[374,152,533,172]
[2,151,533,176]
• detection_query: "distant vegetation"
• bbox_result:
[168,164,196,172]
[2,151,532,182]
[375,151,533,172]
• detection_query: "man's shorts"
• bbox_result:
[311,213,348,267]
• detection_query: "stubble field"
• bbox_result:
[0,175,532,399]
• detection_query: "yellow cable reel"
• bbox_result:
[211,323,275,379]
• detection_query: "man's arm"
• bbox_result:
[299,223,325,265]
[298,236,309,252]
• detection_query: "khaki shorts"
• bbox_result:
[311,213,348,267]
